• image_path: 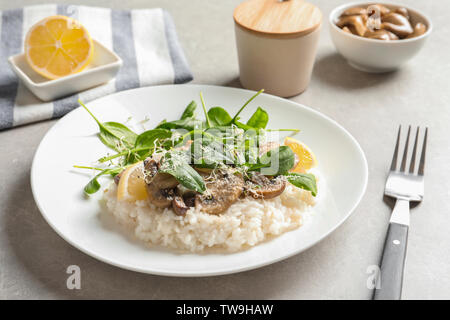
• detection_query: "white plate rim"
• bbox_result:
[30,84,368,277]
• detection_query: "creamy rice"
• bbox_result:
[103,183,316,253]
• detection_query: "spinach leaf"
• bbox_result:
[83,167,124,195]
[246,107,268,129]
[156,118,203,131]
[181,101,197,120]
[183,129,218,144]
[84,175,101,194]
[233,119,253,131]
[200,92,212,128]
[100,122,138,150]
[79,100,138,151]
[242,131,259,164]
[122,128,174,163]
[190,131,230,166]
[160,151,206,193]
[156,119,167,127]
[99,129,173,164]
[135,129,172,149]
[285,172,317,196]
[208,107,232,127]
[155,100,201,132]
[251,146,295,175]
[232,89,264,122]
[192,140,236,167]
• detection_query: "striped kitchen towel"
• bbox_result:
[0,4,193,130]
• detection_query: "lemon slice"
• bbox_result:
[117,162,148,201]
[284,137,317,173]
[25,15,93,80]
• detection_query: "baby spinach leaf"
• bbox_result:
[200,92,212,128]
[79,100,137,151]
[119,128,173,164]
[84,176,101,194]
[156,118,203,131]
[232,89,264,122]
[100,122,138,150]
[233,118,253,131]
[156,119,167,127]
[83,167,124,195]
[252,146,295,175]
[285,172,317,196]
[192,140,236,167]
[160,151,206,193]
[135,129,172,149]
[181,101,197,119]
[247,107,268,129]
[208,107,232,127]
[169,164,206,193]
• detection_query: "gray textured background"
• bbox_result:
[0,0,449,299]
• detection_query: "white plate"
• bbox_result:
[31,85,368,277]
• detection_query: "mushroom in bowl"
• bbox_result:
[329,2,432,73]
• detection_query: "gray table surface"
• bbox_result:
[0,0,449,300]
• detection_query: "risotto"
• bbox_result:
[77,93,320,253]
[103,182,316,253]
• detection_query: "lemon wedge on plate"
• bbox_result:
[117,162,148,201]
[284,137,317,173]
[25,15,93,80]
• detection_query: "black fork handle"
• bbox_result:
[373,222,409,300]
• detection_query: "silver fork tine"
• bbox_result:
[390,125,401,171]
[400,125,411,172]
[418,127,428,176]
[409,127,420,173]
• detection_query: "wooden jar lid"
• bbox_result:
[234,0,322,37]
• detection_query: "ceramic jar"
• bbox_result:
[234,0,322,97]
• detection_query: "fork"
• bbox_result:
[373,125,428,300]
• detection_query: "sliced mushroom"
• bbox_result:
[183,193,195,207]
[195,167,213,174]
[147,186,175,208]
[336,5,425,40]
[143,158,158,181]
[369,4,390,17]
[364,29,399,40]
[394,7,409,19]
[172,189,196,216]
[406,22,427,39]
[183,191,197,207]
[114,170,124,185]
[143,158,179,189]
[336,14,367,37]
[152,173,179,189]
[341,7,368,25]
[143,157,179,208]
[195,170,244,215]
[172,195,189,216]
[341,7,367,17]
[342,26,352,34]
[245,172,286,200]
[381,12,413,38]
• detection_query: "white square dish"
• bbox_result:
[8,40,122,101]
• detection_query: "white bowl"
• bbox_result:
[329,2,432,73]
[8,40,122,101]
